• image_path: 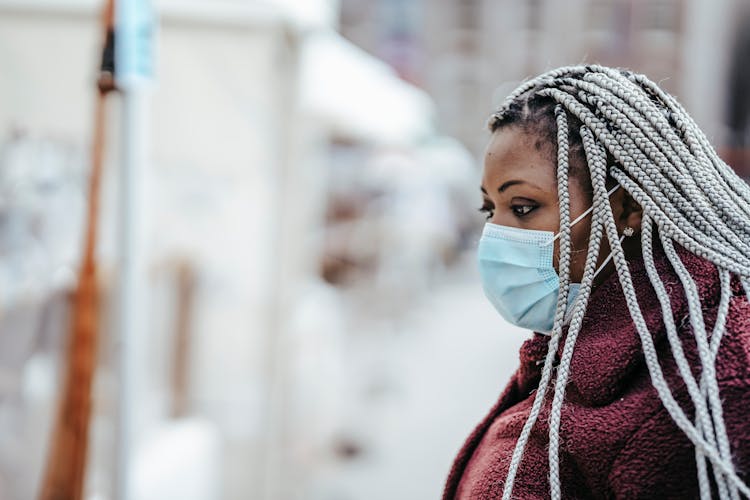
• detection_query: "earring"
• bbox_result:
[623,227,635,237]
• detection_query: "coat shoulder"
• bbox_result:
[606,295,750,498]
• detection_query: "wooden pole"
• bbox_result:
[170,260,195,419]
[38,1,116,498]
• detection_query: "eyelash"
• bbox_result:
[512,204,537,217]
[478,203,537,220]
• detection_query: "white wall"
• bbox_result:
[0,3,320,499]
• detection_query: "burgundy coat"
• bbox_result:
[444,246,750,499]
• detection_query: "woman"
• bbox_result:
[444,65,750,499]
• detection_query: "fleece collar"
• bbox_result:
[517,244,731,406]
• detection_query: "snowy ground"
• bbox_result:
[309,256,527,500]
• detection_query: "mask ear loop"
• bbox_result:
[548,184,621,245]
[563,228,632,324]
[547,183,625,319]
[592,231,627,278]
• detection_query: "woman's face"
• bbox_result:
[480,126,632,284]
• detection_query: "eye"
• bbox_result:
[511,204,537,217]
[478,202,494,220]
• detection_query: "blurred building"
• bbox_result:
[340,0,750,167]
[0,1,463,499]
[5,1,750,500]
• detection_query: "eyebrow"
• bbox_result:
[480,179,542,194]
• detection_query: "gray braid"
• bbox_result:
[536,87,750,271]
[500,105,574,500]
[567,74,750,240]
[547,126,609,500]
[598,154,748,498]
[660,233,739,500]
[491,66,750,499]
[625,69,750,207]
[587,66,750,218]
[641,215,732,499]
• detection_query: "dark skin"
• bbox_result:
[480,126,644,286]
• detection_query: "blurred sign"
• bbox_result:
[116,0,156,86]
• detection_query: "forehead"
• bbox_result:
[482,127,557,192]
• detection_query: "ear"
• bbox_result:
[620,191,643,234]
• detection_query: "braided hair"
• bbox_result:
[489,65,750,500]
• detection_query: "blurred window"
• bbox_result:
[526,0,543,31]
[640,0,679,32]
[587,0,618,32]
[458,0,480,30]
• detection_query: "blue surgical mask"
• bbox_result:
[478,185,619,334]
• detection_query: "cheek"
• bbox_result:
[551,222,592,270]
[567,184,595,266]
[571,220,593,252]
[548,184,593,273]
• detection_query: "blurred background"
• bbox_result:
[1,0,749,499]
